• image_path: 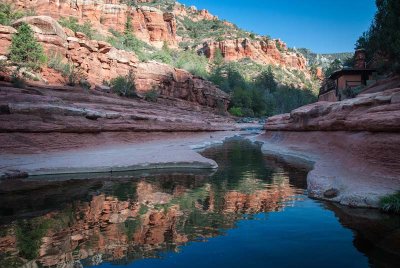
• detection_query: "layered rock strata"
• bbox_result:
[262,82,400,208]
[0,16,230,110]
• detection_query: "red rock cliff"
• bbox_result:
[0,16,229,110]
[8,0,178,48]
[201,38,307,70]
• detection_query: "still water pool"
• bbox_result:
[0,138,399,267]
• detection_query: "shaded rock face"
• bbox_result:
[0,17,229,110]
[262,80,400,208]
[136,62,230,110]
[10,0,178,47]
[201,38,308,70]
[265,88,400,132]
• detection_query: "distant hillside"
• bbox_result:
[297,48,353,69]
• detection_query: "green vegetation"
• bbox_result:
[228,107,243,117]
[0,3,23,25]
[47,51,87,87]
[355,0,400,73]
[0,3,35,25]
[9,23,46,70]
[110,70,137,97]
[324,59,342,78]
[58,17,94,39]
[177,17,248,47]
[16,218,51,259]
[11,70,26,88]
[209,60,318,117]
[380,191,400,214]
[144,88,159,102]
[108,28,153,62]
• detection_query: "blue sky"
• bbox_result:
[178,0,377,54]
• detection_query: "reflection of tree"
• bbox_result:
[0,138,305,267]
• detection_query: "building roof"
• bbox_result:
[329,68,376,80]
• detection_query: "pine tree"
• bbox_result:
[213,48,224,67]
[9,23,46,70]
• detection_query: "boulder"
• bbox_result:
[12,16,67,40]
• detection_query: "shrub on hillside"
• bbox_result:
[229,107,243,117]
[144,88,159,102]
[110,70,137,98]
[175,50,208,78]
[9,23,46,70]
[0,3,25,25]
[47,51,87,87]
[107,29,151,62]
[11,70,26,88]
[380,191,400,214]
[59,17,94,39]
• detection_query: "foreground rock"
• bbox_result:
[258,131,400,208]
[265,87,400,132]
[262,82,400,208]
[0,83,234,133]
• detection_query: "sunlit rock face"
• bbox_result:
[201,39,308,71]
[9,0,178,47]
[0,16,230,110]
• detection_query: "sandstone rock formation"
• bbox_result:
[262,79,400,208]
[201,38,308,70]
[0,16,230,110]
[0,84,233,133]
[265,87,400,132]
[9,0,178,47]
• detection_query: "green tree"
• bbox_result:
[254,67,277,93]
[9,23,46,70]
[324,59,342,78]
[356,0,400,73]
[213,48,224,67]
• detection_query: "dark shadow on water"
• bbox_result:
[0,137,399,267]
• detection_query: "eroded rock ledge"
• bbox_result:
[262,85,400,208]
[265,88,400,132]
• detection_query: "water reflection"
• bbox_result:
[0,138,399,267]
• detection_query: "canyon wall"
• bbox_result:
[0,16,230,110]
[9,0,178,48]
[201,38,308,70]
[8,0,309,71]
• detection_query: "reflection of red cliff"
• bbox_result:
[223,182,296,213]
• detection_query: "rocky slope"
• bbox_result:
[10,0,178,48]
[0,16,230,109]
[200,38,307,70]
[261,78,400,208]
[7,0,310,72]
